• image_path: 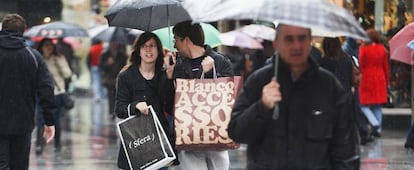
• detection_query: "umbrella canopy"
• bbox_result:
[408,40,414,51]
[181,0,368,40]
[388,22,414,65]
[88,25,142,44]
[219,30,263,49]
[239,24,276,41]
[153,23,221,51]
[105,0,191,31]
[24,21,88,38]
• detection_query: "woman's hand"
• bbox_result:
[136,102,149,115]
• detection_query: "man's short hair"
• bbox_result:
[2,13,26,33]
[173,21,205,47]
[275,24,311,40]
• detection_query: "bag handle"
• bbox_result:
[127,104,131,117]
[200,64,217,79]
[149,105,176,160]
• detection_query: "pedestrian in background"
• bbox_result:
[87,39,105,102]
[35,38,72,154]
[0,13,55,170]
[56,37,76,91]
[342,37,374,145]
[99,42,127,119]
[228,24,360,169]
[358,28,390,138]
[114,32,178,169]
[170,20,234,170]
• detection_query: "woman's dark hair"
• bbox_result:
[37,38,59,56]
[322,37,347,60]
[130,32,164,71]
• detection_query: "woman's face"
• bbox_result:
[139,38,159,64]
[41,40,54,57]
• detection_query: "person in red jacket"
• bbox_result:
[358,28,389,137]
[87,39,105,101]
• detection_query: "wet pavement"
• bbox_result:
[29,95,414,170]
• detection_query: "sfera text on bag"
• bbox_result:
[174,79,236,145]
[128,134,155,149]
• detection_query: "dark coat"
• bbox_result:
[114,65,175,169]
[320,55,354,94]
[0,30,56,134]
[173,45,234,79]
[228,57,359,169]
[99,49,127,87]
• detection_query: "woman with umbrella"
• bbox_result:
[114,32,178,169]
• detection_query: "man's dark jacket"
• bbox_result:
[173,45,234,79]
[0,30,55,134]
[228,57,360,169]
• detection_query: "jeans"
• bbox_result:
[91,66,104,100]
[36,94,62,145]
[361,105,382,133]
[171,150,229,170]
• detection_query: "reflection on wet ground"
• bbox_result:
[29,96,414,169]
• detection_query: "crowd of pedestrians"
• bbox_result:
[1,11,412,170]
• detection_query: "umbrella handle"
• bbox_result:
[272,55,279,120]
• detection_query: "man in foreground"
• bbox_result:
[228,24,360,169]
[0,13,56,170]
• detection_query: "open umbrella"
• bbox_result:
[88,25,142,44]
[181,0,367,41]
[388,22,414,65]
[24,21,88,38]
[153,23,222,50]
[408,40,414,51]
[181,0,368,120]
[219,30,263,49]
[239,24,276,41]
[105,0,191,31]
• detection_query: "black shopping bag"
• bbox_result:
[117,105,176,170]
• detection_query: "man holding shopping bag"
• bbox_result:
[168,21,235,170]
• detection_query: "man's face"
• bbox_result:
[273,25,312,67]
[173,35,188,57]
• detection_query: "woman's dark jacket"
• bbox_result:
[228,57,360,169]
[114,65,175,169]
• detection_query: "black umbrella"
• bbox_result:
[89,25,143,44]
[105,0,191,31]
[24,21,88,38]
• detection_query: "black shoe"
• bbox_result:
[35,139,45,155]
[372,131,381,138]
[361,135,374,145]
[54,144,62,152]
[404,142,414,150]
